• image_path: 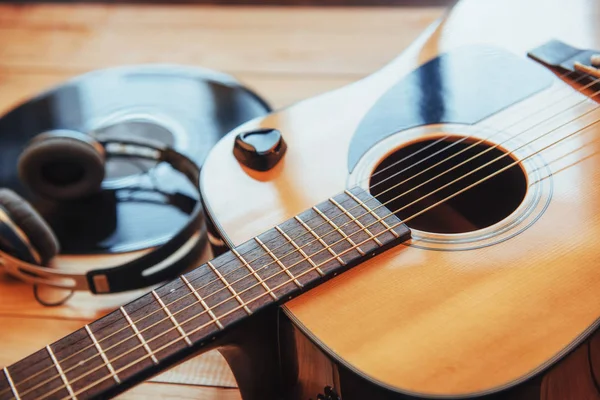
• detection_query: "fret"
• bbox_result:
[86,302,156,388]
[125,296,190,361]
[3,368,20,400]
[46,345,76,399]
[119,307,159,365]
[151,290,193,347]
[345,189,400,238]
[232,232,304,302]
[275,225,325,277]
[6,347,67,399]
[313,204,365,256]
[254,236,303,288]
[148,277,221,350]
[180,275,224,330]
[117,293,189,363]
[294,215,345,265]
[329,197,382,247]
[190,253,268,315]
[232,249,278,300]
[278,215,343,278]
[84,325,121,384]
[206,261,253,315]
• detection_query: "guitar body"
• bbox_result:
[200,0,600,398]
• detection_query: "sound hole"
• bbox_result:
[369,137,528,234]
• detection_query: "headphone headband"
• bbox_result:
[0,136,205,294]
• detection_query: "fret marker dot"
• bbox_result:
[170,289,175,293]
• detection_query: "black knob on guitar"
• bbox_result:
[233,128,287,171]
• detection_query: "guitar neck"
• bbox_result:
[0,187,409,400]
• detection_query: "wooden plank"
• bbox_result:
[0,67,353,113]
[0,4,443,34]
[156,351,237,388]
[119,381,240,400]
[0,26,419,75]
[1,0,451,6]
[0,5,444,75]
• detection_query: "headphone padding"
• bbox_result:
[0,189,59,265]
[18,136,105,200]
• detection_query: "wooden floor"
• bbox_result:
[0,4,445,399]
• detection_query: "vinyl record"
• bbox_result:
[0,65,271,255]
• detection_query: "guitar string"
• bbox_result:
[365,95,600,217]
[1,69,595,396]
[356,74,598,202]
[45,113,600,400]
[367,71,590,193]
[26,109,600,400]
[354,70,582,186]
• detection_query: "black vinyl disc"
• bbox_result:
[0,65,271,255]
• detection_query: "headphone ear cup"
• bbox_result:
[18,133,105,200]
[0,189,59,265]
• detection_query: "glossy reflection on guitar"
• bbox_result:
[2,0,600,399]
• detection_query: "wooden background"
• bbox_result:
[0,1,454,6]
[0,3,446,399]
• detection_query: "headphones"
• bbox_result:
[0,130,205,298]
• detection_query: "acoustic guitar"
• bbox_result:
[3,0,600,399]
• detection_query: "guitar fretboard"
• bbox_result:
[0,187,410,400]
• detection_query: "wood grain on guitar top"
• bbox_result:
[201,0,600,397]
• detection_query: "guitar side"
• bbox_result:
[201,0,600,398]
